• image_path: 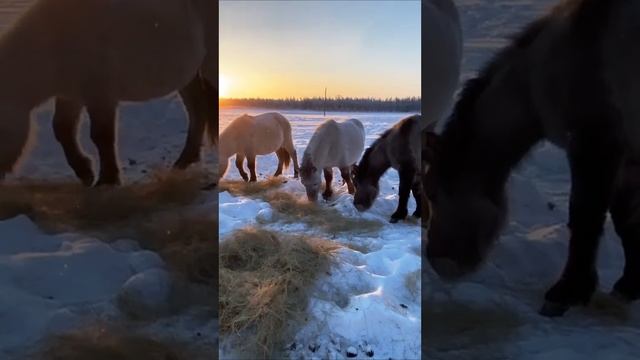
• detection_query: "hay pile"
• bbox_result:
[37,325,197,360]
[218,177,286,197]
[0,169,217,299]
[219,227,341,357]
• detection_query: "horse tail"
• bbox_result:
[199,73,218,146]
[277,147,291,170]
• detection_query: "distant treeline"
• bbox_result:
[219,97,421,113]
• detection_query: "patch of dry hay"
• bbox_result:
[0,169,217,306]
[218,177,286,197]
[0,169,210,233]
[219,227,341,357]
[261,191,383,235]
[37,325,199,360]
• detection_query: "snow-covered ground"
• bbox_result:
[219,108,422,359]
[0,95,217,357]
[425,1,640,359]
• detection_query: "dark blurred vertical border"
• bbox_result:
[420,1,428,357]
[212,0,220,355]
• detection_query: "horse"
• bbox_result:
[353,115,422,223]
[300,118,365,202]
[0,0,216,186]
[424,0,640,317]
[423,0,463,131]
[218,112,300,182]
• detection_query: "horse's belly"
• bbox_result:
[249,128,284,155]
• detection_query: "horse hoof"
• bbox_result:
[389,217,401,224]
[539,301,570,317]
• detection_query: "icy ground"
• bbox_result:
[0,96,217,359]
[425,1,640,359]
[219,108,422,359]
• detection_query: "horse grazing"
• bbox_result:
[300,119,365,202]
[423,0,463,131]
[0,0,216,185]
[424,0,640,317]
[353,115,422,223]
[218,112,300,182]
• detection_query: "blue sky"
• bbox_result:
[220,1,420,99]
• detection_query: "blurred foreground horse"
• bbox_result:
[425,0,640,317]
[0,0,217,185]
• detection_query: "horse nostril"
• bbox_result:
[429,257,466,280]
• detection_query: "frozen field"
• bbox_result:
[425,1,640,359]
[218,108,422,359]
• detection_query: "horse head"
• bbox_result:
[300,158,321,202]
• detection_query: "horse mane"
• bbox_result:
[437,16,548,172]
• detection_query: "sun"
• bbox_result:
[219,74,229,98]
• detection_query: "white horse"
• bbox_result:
[300,118,365,202]
[423,0,463,131]
[218,112,300,182]
[0,0,216,185]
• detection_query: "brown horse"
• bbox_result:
[425,0,640,317]
[353,115,422,223]
[218,112,300,182]
[0,0,216,185]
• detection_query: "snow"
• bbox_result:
[425,1,640,359]
[219,108,422,359]
[0,94,217,358]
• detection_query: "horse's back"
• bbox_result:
[232,113,288,155]
[16,0,207,102]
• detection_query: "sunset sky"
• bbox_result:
[220,0,420,99]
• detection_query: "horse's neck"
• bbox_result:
[441,80,543,195]
[368,144,392,181]
[307,124,338,167]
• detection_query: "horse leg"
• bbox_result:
[322,168,333,200]
[247,154,258,182]
[541,129,623,316]
[235,154,248,182]
[390,165,416,223]
[610,159,640,302]
[52,98,95,186]
[411,176,423,219]
[274,149,285,177]
[339,166,355,194]
[174,76,207,169]
[87,102,121,186]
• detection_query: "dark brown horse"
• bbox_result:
[0,0,216,186]
[353,115,422,223]
[424,0,640,317]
